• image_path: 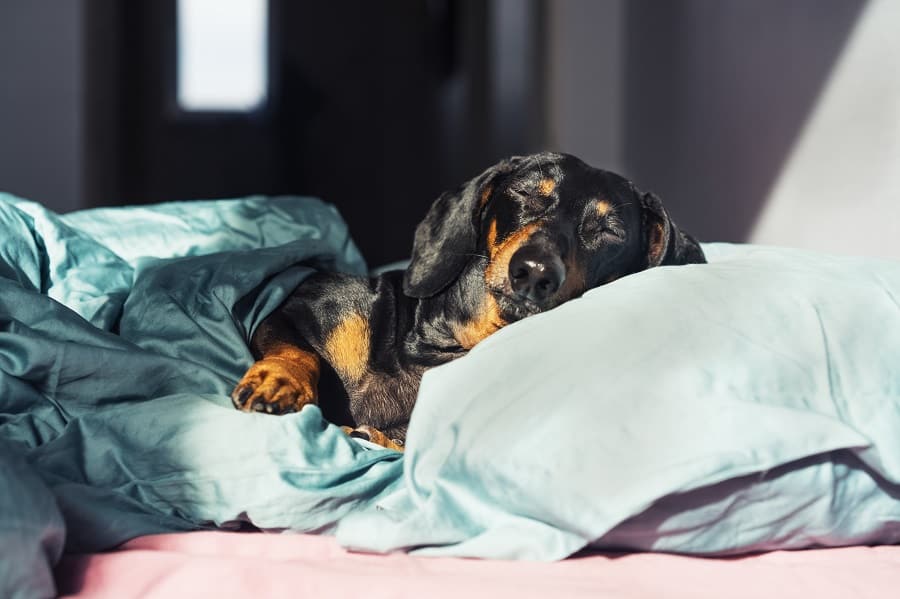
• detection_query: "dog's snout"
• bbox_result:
[508,246,566,304]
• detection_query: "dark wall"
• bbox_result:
[272,1,443,265]
[81,0,532,266]
[0,1,83,212]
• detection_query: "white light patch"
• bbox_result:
[751,0,900,258]
[177,0,268,112]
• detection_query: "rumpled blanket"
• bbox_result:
[0,194,401,598]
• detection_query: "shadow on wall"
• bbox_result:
[751,0,900,259]
[622,0,866,245]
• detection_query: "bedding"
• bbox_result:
[0,194,402,598]
[1,193,899,597]
[343,242,900,559]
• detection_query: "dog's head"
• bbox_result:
[403,152,705,344]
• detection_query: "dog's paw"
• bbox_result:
[340,425,405,451]
[231,359,317,414]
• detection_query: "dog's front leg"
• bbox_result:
[341,425,405,451]
[232,343,320,414]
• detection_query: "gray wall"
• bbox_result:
[546,0,624,173]
[0,1,84,213]
[0,0,874,242]
[546,0,865,244]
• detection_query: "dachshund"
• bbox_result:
[231,152,705,450]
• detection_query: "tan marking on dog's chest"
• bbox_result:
[324,313,370,383]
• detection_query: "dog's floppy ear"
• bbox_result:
[640,191,706,267]
[403,158,520,298]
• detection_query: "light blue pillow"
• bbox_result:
[337,243,900,559]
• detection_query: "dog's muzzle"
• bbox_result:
[508,245,567,305]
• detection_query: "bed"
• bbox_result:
[2,193,899,598]
[55,532,900,599]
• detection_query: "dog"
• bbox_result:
[231,152,705,450]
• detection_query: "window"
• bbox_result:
[176,0,268,112]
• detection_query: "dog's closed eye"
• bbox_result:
[580,204,626,247]
[508,185,552,216]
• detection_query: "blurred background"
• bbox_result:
[1,0,897,265]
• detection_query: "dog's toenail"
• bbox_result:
[349,430,371,441]
[233,387,252,406]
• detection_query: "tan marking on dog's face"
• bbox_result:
[486,218,498,255]
[480,185,493,209]
[557,253,588,302]
[538,178,556,196]
[596,200,612,217]
[452,218,511,348]
[324,313,370,383]
[452,294,506,350]
[484,221,542,288]
[647,220,667,267]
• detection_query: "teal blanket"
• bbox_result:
[0,194,402,598]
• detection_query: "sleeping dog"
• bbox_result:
[231,152,705,449]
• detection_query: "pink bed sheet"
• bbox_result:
[57,532,900,599]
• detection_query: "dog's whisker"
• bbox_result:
[450,252,489,260]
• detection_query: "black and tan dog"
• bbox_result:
[231,152,705,449]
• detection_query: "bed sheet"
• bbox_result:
[57,531,900,599]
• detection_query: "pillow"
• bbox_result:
[336,243,900,559]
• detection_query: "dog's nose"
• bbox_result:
[508,246,566,304]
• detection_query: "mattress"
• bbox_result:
[57,531,900,599]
